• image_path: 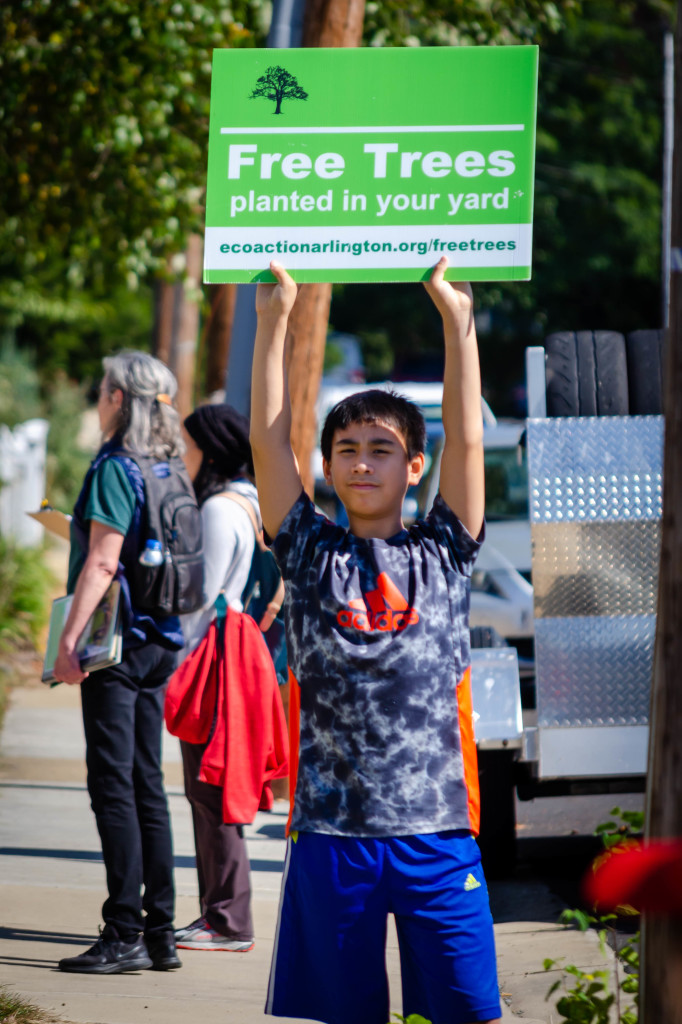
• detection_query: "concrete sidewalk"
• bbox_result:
[0,679,613,1024]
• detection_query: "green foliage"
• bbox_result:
[524,0,672,333]
[0,341,92,510]
[595,806,645,850]
[359,329,396,382]
[544,807,643,1022]
[390,1015,432,1024]
[1,0,268,296]
[0,337,92,509]
[0,338,42,428]
[2,280,153,382]
[363,0,580,47]
[44,372,92,512]
[0,536,54,653]
[323,339,345,374]
[544,910,639,1024]
[334,0,673,414]
[0,519,58,733]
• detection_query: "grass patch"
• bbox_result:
[0,986,67,1024]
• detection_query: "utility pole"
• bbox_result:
[223,0,306,418]
[284,0,366,494]
[641,2,682,1020]
[224,0,366,486]
[662,29,674,327]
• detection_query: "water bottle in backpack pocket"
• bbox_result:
[122,454,205,616]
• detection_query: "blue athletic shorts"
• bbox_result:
[265,830,501,1024]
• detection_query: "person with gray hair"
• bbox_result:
[101,351,185,460]
[54,350,186,975]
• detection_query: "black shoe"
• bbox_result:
[58,926,153,974]
[146,930,182,971]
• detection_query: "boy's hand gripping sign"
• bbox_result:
[204,46,538,284]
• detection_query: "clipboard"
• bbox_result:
[27,508,72,541]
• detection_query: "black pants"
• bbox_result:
[181,740,254,941]
[80,643,177,941]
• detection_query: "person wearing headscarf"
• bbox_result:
[174,403,260,953]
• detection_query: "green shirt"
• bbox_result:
[67,459,137,593]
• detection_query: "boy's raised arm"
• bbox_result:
[424,256,485,539]
[250,261,303,538]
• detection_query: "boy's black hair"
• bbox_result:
[321,389,426,462]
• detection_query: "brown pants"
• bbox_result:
[180,740,254,941]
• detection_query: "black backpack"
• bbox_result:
[121,453,204,616]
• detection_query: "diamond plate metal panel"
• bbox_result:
[535,616,654,728]
[532,521,660,618]
[527,416,663,524]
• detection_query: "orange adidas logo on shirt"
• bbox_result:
[336,572,419,633]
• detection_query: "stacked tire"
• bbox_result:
[544,329,664,417]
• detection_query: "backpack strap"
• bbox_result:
[220,490,285,630]
[220,490,261,539]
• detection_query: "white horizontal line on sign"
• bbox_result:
[220,124,525,135]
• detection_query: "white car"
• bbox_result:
[312,379,496,494]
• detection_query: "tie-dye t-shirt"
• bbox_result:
[271,491,483,838]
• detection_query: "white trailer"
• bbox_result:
[473,330,664,874]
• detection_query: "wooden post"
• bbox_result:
[173,234,203,421]
[282,0,366,496]
[302,0,365,46]
[151,235,203,420]
[285,283,333,494]
[640,4,682,1020]
[204,284,237,397]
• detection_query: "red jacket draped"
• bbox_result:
[164,608,289,824]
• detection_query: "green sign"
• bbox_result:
[204,46,538,284]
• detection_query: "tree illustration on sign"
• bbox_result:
[249,66,308,115]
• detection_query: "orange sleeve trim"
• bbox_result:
[457,666,481,836]
[285,667,301,838]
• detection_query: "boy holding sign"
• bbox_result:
[250,257,501,1024]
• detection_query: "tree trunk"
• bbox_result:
[640,4,682,1021]
[204,284,236,397]
[302,0,365,47]
[152,276,175,368]
[151,235,203,421]
[284,0,365,495]
[285,283,333,493]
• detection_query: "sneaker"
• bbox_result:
[175,921,254,952]
[146,929,182,971]
[58,925,152,974]
[174,915,207,941]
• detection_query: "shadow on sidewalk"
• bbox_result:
[0,928,161,972]
[0,846,283,872]
[487,834,604,925]
[0,926,94,947]
[0,847,103,862]
[0,956,68,971]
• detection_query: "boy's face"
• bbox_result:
[322,419,425,533]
